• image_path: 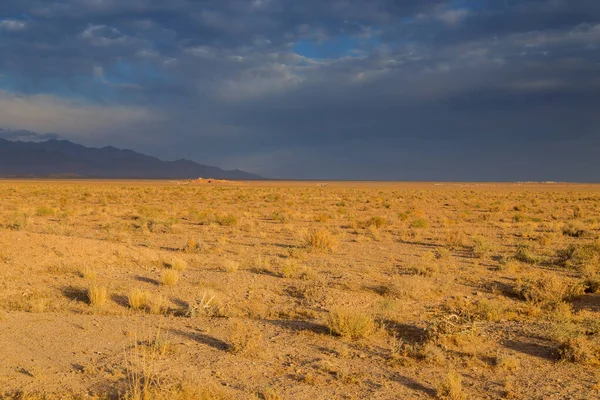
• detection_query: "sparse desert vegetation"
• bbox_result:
[1,180,600,398]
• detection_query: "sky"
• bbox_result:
[0,0,599,181]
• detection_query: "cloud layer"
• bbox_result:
[1,0,599,179]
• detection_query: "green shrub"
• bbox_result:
[36,206,55,217]
[513,244,539,264]
[556,243,600,271]
[410,218,429,229]
[2,213,29,230]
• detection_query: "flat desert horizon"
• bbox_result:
[1,179,599,399]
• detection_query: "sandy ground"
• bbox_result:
[0,180,599,399]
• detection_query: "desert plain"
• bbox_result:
[0,180,599,399]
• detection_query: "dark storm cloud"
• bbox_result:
[0,0,599,179]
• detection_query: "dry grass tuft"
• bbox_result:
[169,257,188,271]
[327,308,376,340]
[303,229,338,252]
[514,273,584,308]
[79,266,98,280]
[362,216,388,229]
[87,286,108,309]
[147,295,168,315]
[557,336,600,365]
[410,262,439,277]
[127,289,167,314]
[553,321,600,365]
[471,236,492,258]
[123,383,230,400]
[183,238,203,253]
[186,290,221,318]
[128,288,151,310]
[444,229,469,248]
[161,270,179,286]
[227,320,262,355]
[437,369,465,400]
[281,260,315,279]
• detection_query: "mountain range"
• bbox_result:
[0,138,262,180]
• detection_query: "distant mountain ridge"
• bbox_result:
[0,138,262,180]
